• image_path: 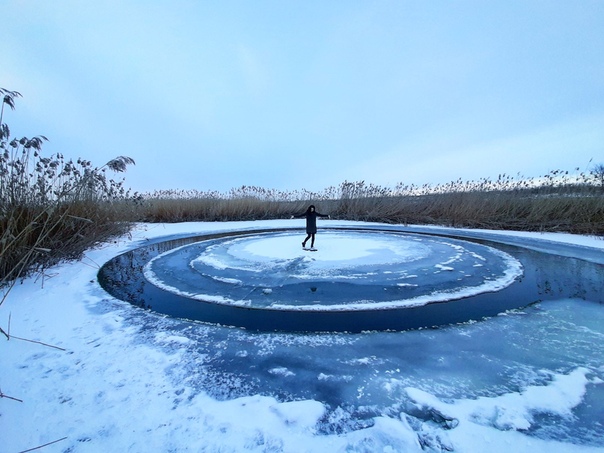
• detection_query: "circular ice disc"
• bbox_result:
[143,230,523,311]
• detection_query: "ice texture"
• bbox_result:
[143,231,523,310]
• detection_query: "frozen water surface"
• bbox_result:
[100,229,531,331]
[145,230,521,309]
[135,298,603,449]
[94,224,604,450]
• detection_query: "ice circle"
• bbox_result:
[144,230,522,311]
[98,228,529,332]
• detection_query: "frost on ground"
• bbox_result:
[1,220,603,452]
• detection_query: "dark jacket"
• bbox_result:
[294,206,328,234]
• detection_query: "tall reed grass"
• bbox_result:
[1,88,138,309]
[136,171,604,236]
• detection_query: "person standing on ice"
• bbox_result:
[291,205,329,251]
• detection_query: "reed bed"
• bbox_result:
[1,87,140,302]
[137,172,604,236]
[140,186,319,222]
[0,142,139,292]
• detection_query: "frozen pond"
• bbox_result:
[99,227,597,332]
[97,225,604,449]
[147,230,521,310]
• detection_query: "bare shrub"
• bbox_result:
[592,163,604,192]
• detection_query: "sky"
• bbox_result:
[1,0,603,195]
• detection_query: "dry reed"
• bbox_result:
[134,172,604,236]
[1,87,139,298]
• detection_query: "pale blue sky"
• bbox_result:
[2,1,603,194]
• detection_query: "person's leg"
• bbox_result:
[302,234,312,247]
[310,234,316,248]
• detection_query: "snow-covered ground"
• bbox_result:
[1,220,603,452]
